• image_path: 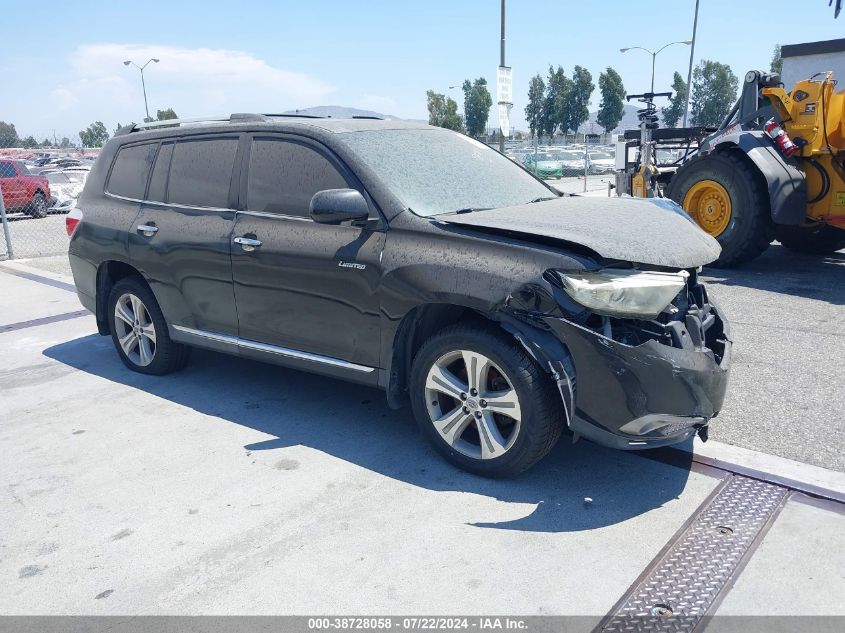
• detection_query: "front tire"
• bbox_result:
[668,152,773,267]
[107,277,190,375]
[410,323,565,477]
[775,223,845,254]
[27,193,47,219]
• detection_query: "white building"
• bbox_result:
[780,38,845,87]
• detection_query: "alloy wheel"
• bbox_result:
[113,293,157,367]
[424,350,522,460]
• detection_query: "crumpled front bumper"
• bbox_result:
[543,305,732,450]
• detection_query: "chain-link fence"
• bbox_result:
[496,132,617,196]
[0,144,97,260]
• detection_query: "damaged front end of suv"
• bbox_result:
[501,263,731,451]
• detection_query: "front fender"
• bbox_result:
[732,132,807,225]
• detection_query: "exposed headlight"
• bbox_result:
[559,269,689,319]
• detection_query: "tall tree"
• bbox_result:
[79,121,110,148]
[596,67,626,133]
[462,78,493,138]
[426,90,465,132]
[40,138,52,148]
[690,60,739,127]
[662,72,688,128]
[544,65,570,140]
[770,45,783,74]
[59,137,71,149]
[0,121,19,148]
[561,65,594,134]
[157,108,178,121]
[21,136,37,149]
[524,75,546,140]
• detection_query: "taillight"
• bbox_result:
[66,207,83,237]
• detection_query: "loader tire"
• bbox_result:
[668,152,773,267]
[775,224,845,254]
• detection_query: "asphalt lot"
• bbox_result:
[0,213,69,259]
[701,244,845,471]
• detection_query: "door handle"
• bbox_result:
[137,224,158,237]
[234,236,262,252]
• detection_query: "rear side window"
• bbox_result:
[0,162,15,177]
[107,143,157,199]
[147,142,173,203]
[247,138,348,216]
[168,138,238,208]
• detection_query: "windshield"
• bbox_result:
[339,128,554,217]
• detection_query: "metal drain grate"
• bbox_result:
[598,475,789,633]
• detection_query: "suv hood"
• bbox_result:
[438,196,721,268]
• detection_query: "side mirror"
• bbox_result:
[309,189,369,225]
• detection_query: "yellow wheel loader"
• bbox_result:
[618,70,845,267]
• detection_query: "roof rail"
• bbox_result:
[264,113,328,119]
[114,111,357,136]
[116,113,270,136]
[352,115,384,120]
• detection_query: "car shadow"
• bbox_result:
[702,244,845,305]
[44,334,697,534]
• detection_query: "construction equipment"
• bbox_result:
[617,70,845,266]
[625,91,672,198]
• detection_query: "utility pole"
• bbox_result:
[499,0,506,154]
[682,0,700,128]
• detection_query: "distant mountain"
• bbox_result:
[578,103,643,134]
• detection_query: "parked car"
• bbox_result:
[551,149,587,176]
[588,151,616,174]
[44,167,90,212]
[522,151,563,179]
[0,159,51,218]
[68,116,730,477]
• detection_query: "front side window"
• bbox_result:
[247,138,348,217]
[107,143,157,199]
[168,137,238,208]
[0,162,15,178]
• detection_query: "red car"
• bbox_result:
[0,159,51,218]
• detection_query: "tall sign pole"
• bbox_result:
[682,0,700,128]
[496,0,513,153]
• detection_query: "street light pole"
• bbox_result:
[620,40,692,96]
[682,0,701,128]
[499,0,506,154]
[123,58,160,121]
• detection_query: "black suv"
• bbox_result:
[68,115,731,476]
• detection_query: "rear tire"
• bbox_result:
[27,193,47,219]
[409,322,566,477]
[668,151,773,267]
[107,277,191,375]
[775,223,845,255]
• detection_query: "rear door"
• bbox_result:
[231,134,384,369]
[125,135,241,336]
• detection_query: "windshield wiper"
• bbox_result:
[452,207,491,214]
[528,196,558,203]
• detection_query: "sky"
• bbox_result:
[2,0,843,142]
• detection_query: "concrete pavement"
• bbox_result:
[1,261,843,623]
